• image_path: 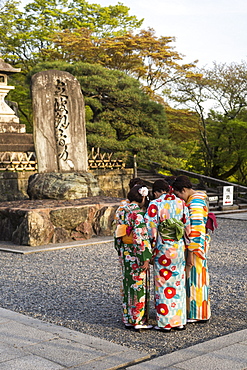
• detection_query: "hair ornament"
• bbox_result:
[138,186,149,197]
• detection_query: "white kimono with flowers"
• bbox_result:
[145,193,190,328]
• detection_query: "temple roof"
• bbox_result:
[0,59,21,74]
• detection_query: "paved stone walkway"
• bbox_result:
[216,212,247,220]
[0,307,246,369]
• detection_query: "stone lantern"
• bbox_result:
[0,58,24,133]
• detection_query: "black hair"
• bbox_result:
[162,175,176,186]
[129,177,145,190]
[127,185,145,203]
[172,175,193,192]
[152,179,169,194]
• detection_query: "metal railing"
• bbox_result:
[137,164,247,210]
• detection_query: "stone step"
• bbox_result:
[238,203,247,209]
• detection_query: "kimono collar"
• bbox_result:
[187,190,207,204]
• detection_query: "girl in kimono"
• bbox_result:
[114,178,145,221]
[172,175,211,323]
[114,185,153,330]
[145,179,190,331]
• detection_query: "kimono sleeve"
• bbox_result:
[188,198,207,259]
[144,201,159,249]
[128,210,152,263]
[182,203,191,245]
[113,203,128,255]
[114,199,129,223]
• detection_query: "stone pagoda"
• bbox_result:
[0,58,24,133]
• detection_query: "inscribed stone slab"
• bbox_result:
[32,70,88,173]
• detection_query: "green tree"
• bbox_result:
[1,0,142,127]
[164,104,200,170]
[0,0,142,68]
[165,61,247,182]
[7,73,33,132]
[1,0,198,171]
[202,111,247,182]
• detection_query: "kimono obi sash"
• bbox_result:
[115,224,127,238]
[158,218,184,241]
[115,224,133,244]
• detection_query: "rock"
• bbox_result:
[53,227,70,243]
[0,198,119,246]
[27,172,102,200]
[0,209,26,240]
[12,211,54,246]
[51,204,99,240]
[0,213,14,241]
[93,205,118,236]
[70,230,86,241]
[50,205,99,230]
[74,220,93,239]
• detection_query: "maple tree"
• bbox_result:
[51,27,196,97]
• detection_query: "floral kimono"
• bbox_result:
[186,191,211,320]
[145,193,190,329]
[114,203,152,326]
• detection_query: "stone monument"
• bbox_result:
[0,67,129,246]
[29,69,100,199]
[32,70,88,173]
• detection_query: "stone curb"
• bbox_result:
[127,329,247,370]
[0,236,114,254]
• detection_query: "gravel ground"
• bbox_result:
[0,218,246,357]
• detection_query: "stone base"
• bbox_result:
[0,171,35,201]
[91,168,133,198]
[0,197,120,246]
[0,116,19,124]
[27,172,102,200]
[0,168,133,202]
[220,205,239,211]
